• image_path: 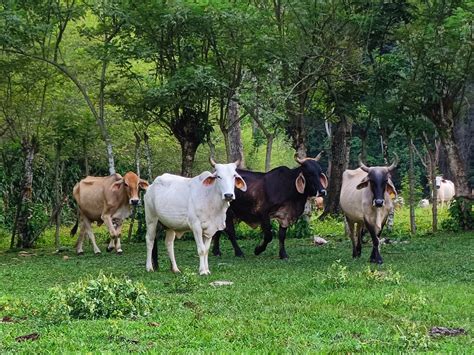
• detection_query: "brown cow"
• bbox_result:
[71,172,149,255]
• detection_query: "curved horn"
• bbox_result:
[234,159,241,167]
[294,153,307,165]
[209,156,217,168]
[313,151,323,161]
[388,153,399,172]
[358,154,370,172]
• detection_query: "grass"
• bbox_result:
[0,207,473,352]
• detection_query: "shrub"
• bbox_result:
[167,268,200,294]
[45,273,152,322]
[362,266,402,285]
[321,260,349,288]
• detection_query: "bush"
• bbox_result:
[320,260,349,288]
[45,273,152,322]
[167,268,200,293]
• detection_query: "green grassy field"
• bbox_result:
[0,208,473,352]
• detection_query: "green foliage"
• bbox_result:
[400,173,423,207]
[383,290,428,312]
[361,266,402,285]
[45,273,152,322]
[320,260,349,289]
[442,198,474,232]
[166,268,200,294]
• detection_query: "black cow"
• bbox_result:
[212,153,328,259]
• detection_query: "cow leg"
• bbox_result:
[346,218,359,258]
[212,231,222,257]
[203,236,212,273]
[80,218,101,254]
[225,216,244,257]
[145,218,158,272]
[76,220,86,255]
[107,238,115,252]
[255,217,273,256]
[191,225,210,275]
[355,223,363,257]
[365,221,383,264]
[114,221,123,254]
[165,230,180,273]
[278,226,289,259]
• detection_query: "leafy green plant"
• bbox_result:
[383,290,427,311]
[45,273,152,322]
[321,260,349,288]
[442,198,474,232]
[362,266,402,285]
[167,268,200,294]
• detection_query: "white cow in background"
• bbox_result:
[435,176,455,207]
[144,159,247,275]
[418,199,430,208]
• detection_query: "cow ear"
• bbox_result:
[203,175,217,186]
[235,175,247,192]
[442,179,447,183]
[319,173,328,189]
[111,179,124,191]
[356,176,369,190]
[139,179,149,190]
[295,172,306,194]
[386,179,397,199]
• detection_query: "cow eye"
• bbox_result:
[216,175,222,179]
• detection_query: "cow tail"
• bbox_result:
[152,225,158,271]
[70,219,79,237]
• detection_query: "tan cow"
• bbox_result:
[339,156,397,264]
[71,172,149,255]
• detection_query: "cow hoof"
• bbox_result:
[146,267,154,272]
[370,258,383,264]
[77,251,84,256]
[106,247,114,253]
[171,268,181,274]
[212,250,222,257]
[254,246,266,255]
[235,250,245,258]
[199,270,211,276]
[94,251,101,256]
[279,253,289,260]
[116,250,123,255]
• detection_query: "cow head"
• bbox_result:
[435,176,445,189]
[356,155,398,208]
[294,152,328,197]
[111,172,149,205]
[204,158,247,202]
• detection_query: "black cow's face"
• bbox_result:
[356,168,397,208]
[300,160,328,197]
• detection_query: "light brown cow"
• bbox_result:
[71,172,149,255]
[339,156,397,264]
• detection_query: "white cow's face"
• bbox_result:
[435,176,443,189]
[204,163,247,202]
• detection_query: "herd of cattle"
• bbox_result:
[71,155,455,275]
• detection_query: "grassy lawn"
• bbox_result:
[0,208,473,352]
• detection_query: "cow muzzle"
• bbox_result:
[373,199,385,208]
[130,199,140,206]
[317,189,327,197]
[224,193,235,202]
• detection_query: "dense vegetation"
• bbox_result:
[0,210,472,352]
[0,0,473,249]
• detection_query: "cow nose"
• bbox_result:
[130,199,140,206]
[224,193,234,201]
[374,199,384,208]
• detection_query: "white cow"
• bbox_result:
[144,159,247,275]
[418,199,430,208]
[435,176,455,207]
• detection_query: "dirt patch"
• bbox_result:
[16,333,40,342]
[429,327,467,337]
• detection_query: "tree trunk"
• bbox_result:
[180,140,198,177]
[15,137,38,248]
[408,139,416,234]
[360,123,369,162]
[429,150,438,233]
[82,138,90,176]
[227,95,245,165]
[143,132,153,180]
[128,133,141,242]
[320,116,352,218]
[53,142,63,249]
[265,134,274,172]
[99,58,115,175]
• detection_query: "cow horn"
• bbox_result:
[294,153,306,165]
[358,155,370,172]
[209,156,217,168]
[234,159,241,167]
[313,151,323,161]
[388,153,399,172]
